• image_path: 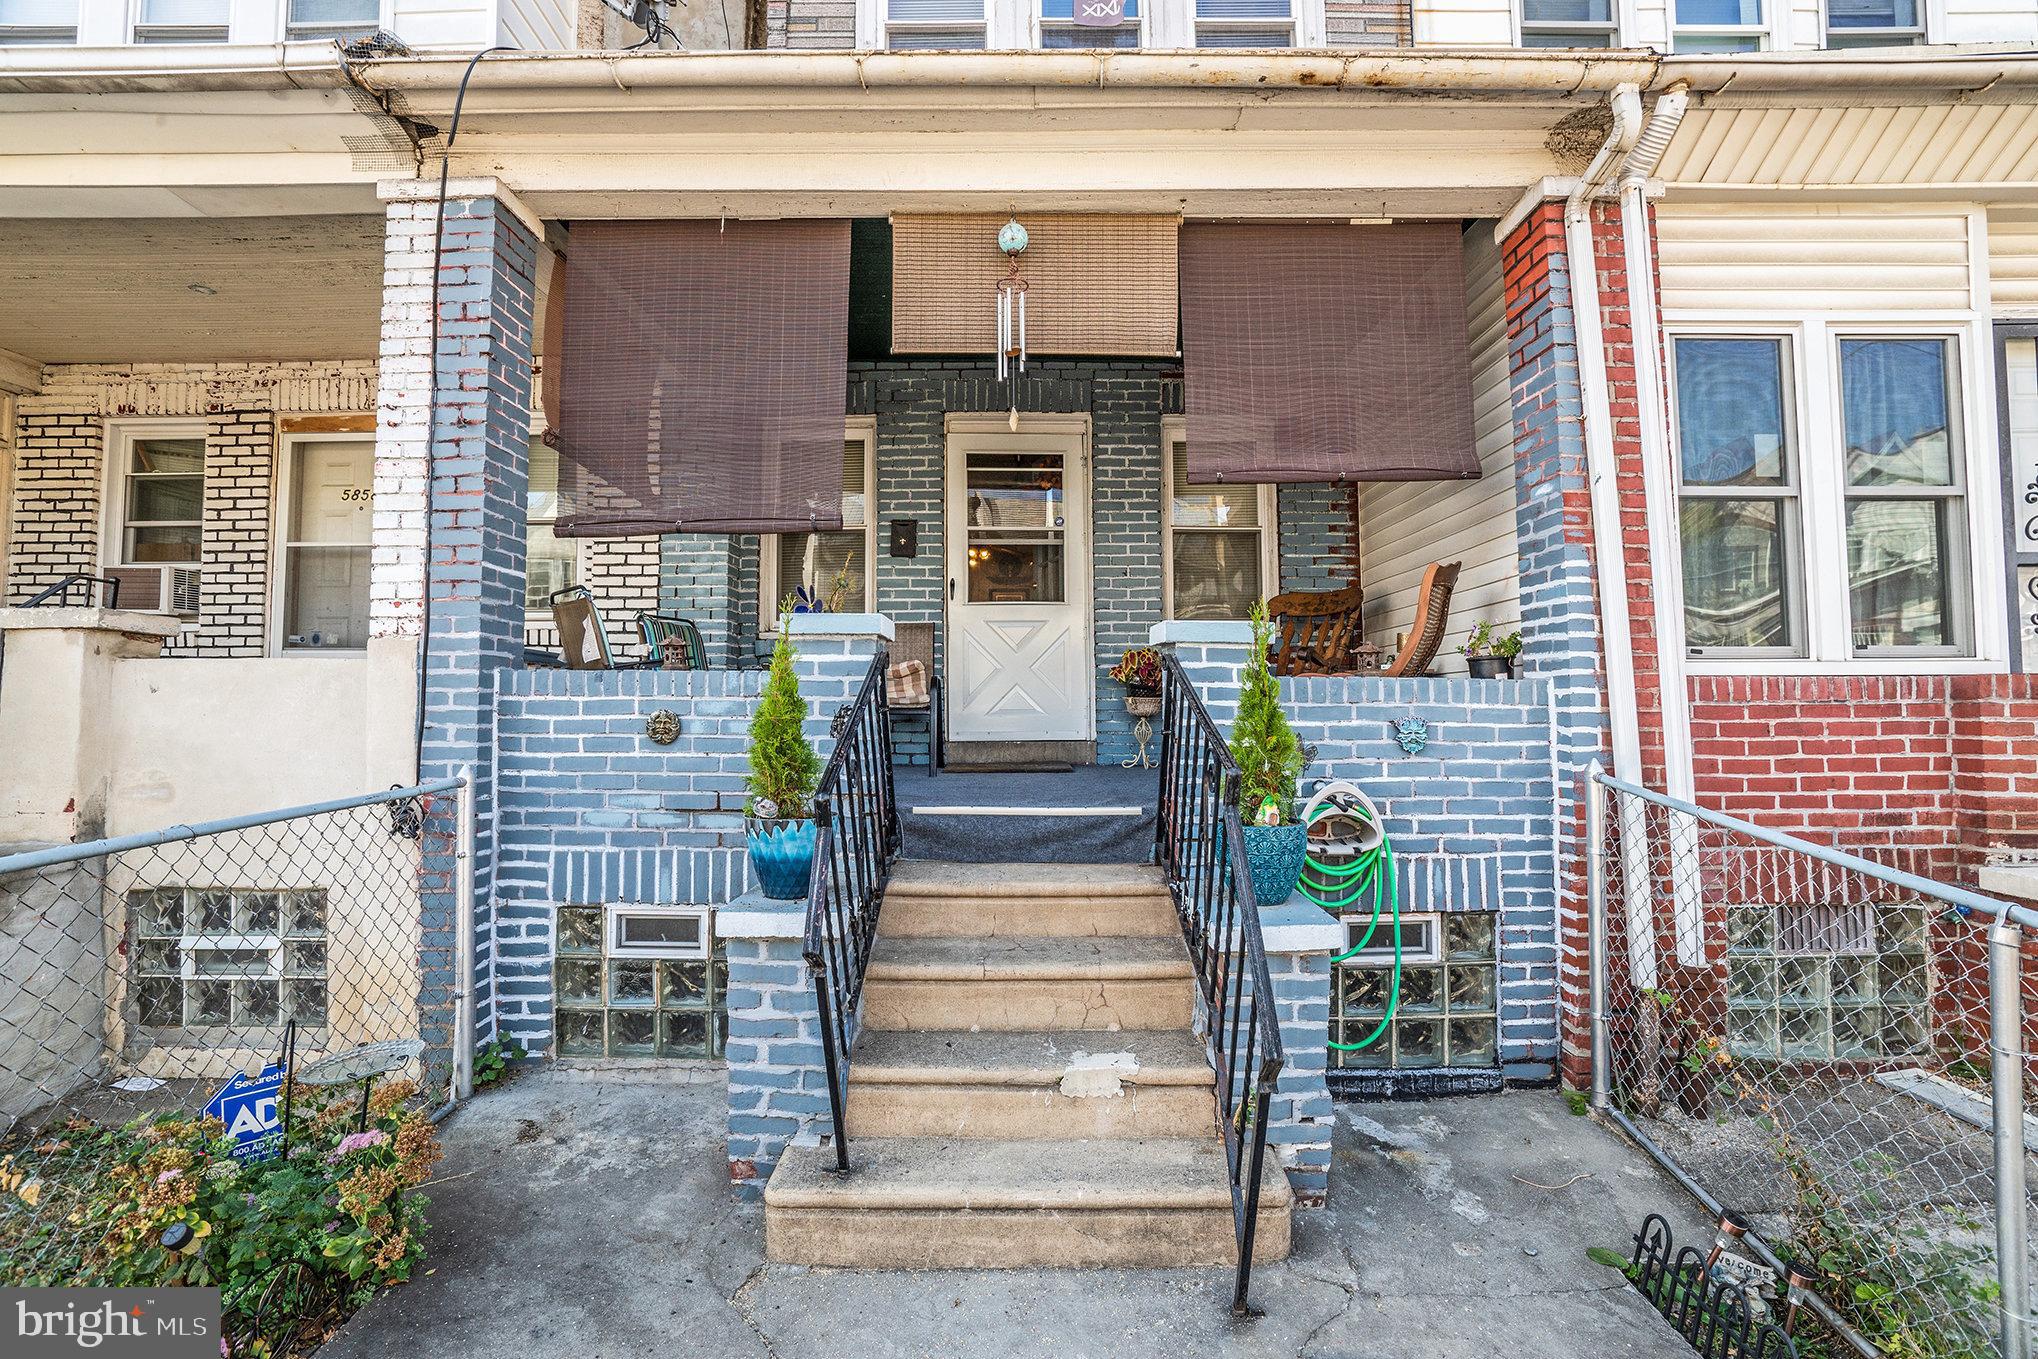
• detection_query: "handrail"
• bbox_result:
[1151,650,1286,1316]
[801,649,902,1172]
[19,573,121,609]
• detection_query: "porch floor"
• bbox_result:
[320,1067,1711,1359]
[898,765,1158,863]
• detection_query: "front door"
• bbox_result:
[944,416,1093,742]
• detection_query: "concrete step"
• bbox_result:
[764,1136,1292,1268]
[860,934,1194,1032]
[880,860,1178,939]
[846,1028,1215,1140]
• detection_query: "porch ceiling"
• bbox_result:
[0,215,385,365]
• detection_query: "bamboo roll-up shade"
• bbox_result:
[1179,221,1479,484]
[891,214,1179,357]
[552,219,851,538]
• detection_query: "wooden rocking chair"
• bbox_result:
[1381,561,1461,678]
[1266,584,1366,677]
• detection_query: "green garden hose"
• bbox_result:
[1298,789,1400,1054]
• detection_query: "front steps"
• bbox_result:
[764,860,1295,1272]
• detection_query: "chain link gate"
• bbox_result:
[0,776,473,1294]
[1588,765,2036,1359]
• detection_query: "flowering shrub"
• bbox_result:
[1,1076,441,1356]
[1107,647,1163,693]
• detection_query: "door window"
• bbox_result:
[964,452,1067,604]
[281,439,372,650]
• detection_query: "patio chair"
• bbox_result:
[1267,583,1366,676]
[885,621,943,777]
[1382,561,1462,678]
[637,612,708,670]
[548,586,663,671]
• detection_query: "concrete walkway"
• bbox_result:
[321,1068,1711,1359]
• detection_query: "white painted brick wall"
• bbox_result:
[372,197,438,641]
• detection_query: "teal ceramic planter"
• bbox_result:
[1242,822,1308,908]
[746,817,817,900]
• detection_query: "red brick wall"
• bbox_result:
[1687,674,2038,881]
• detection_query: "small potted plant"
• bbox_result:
[1108,646,1164,719]
[1460,622,1524,680]
[745,604,822,899]
[1233,602,1309,907]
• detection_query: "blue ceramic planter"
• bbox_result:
[1242,822,1308,908]
[747,817,818,900]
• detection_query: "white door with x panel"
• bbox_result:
[943,417,1094,742]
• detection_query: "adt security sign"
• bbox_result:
[203,1064,286,1163]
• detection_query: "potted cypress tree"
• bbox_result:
[745,607,822,899]
[1233,601,1309,907]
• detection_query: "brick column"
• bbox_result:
[373,179,540,1069]
[196,410,274,657]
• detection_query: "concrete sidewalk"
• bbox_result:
[321,1068,1710,1359]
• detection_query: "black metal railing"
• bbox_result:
[1151,650,1287,1316]
[803,649,903,1172]
[21,573,121,608]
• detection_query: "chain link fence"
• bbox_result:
[0,777,471,1296]
[1589,767,2035,1359]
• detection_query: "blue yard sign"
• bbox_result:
[203,1064,286,1163]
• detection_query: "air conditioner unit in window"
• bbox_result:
[606,905,709,959]
[104,564,203,618]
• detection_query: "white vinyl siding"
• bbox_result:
[1654,207,1974,316]
[1357,226,1520,662]
[1988,208,2038,319]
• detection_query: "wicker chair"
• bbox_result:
[1266,583,1366,677]
[887,621,943,777]
[1382,561,1462,678]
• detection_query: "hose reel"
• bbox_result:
[1299,780,1400,1054]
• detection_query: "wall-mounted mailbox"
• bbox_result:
[889,519,918,559]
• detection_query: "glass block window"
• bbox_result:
[129,887,328,1031]
[553,906,729,1059]
[1333,911,1498,1070]
[1725,903,1931,1061]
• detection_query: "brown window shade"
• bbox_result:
[891,214,1179,358]
[1179,221,1479,484]
[552,219,852,538]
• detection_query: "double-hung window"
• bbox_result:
[1518,0,1616,45]
[132,0,230,41]
[109,422,204,616]
[1671,0,1765,50]
[884,0,987,47]
[761,421,878,630]
[1838,337,1966,654]
[1040,0,1140,46]
[1193,0,1296,45]
[286,0,380,40]
[0,0,78,42]
[1824,0,1922,46]
[1672,331,1977,665]
[1673,337,1802,655]
[526,437,579,611]
[1162,422,1277,621]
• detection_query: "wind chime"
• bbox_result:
[994,217,1029,430]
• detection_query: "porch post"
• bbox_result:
[373,177,541,1066]
[1498,201,1613,1091]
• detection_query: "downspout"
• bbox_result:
[1565,83,1644,796]
[1617,86,1706,966]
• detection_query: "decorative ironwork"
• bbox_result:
[1627,1213,1800,1359]
[1151,650,1286,1317]
[20,573,121,609]
[803,649,903,1172]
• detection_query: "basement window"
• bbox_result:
[1725,903,1931,1061]
[553,905,729,1059]
[0,0,78,41]
[1334,911,1498,1071]
[129,887,330,1033]
[132,0,230,41]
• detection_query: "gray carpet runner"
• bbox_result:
[897,766,1159,864]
